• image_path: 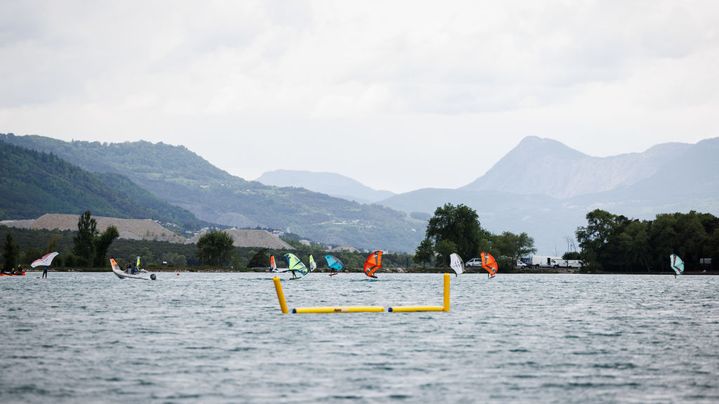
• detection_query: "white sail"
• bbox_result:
[31,252,59,268]
[450,253,464,276]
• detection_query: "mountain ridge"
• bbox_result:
[256,169,395,204]
[1,133,423,252]
[0,140,206,231]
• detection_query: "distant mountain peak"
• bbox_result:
[514,136,587,159]
[256,169,395,203]
[461,136,692,198]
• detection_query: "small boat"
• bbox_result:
[110,258,156,280]
[449,253,464,276]
[480,252,498,278]
[0,272,25,277]
[363,250,383,279]
[324,255,345,276]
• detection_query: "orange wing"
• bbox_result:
[480,252,499,277]
[363,250,383,278]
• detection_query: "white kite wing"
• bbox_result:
[31,252,59,268]
[450,253,464,276]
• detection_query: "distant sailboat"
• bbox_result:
[284,253,309,280]
[364,250,383,279]
[324,255,345,276]
[670,254,685,277]
[481,252,498,278]
[309,255,317,272]
[269,255,277,272]
[449,253,464,276]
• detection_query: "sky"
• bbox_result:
[1,0,718,193]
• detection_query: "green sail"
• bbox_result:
[284,253,309,279]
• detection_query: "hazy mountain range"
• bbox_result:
[2,132,716,254]
[256,170,394,204]
[379,136,719,253]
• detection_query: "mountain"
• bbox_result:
[381,136,719,253]
[462,136,689,198]
[1,134,423,251]
[256,169,395,203]
[0,140,206,231]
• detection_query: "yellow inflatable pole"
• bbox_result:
[443,272,450,312]
[273,277,288,314]
[388,273,451,313]
[274,273,451,315]
[292,306,385,314]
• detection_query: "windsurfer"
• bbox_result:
[41,266,48,278]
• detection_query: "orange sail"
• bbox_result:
[269,255,277,271]
[363,250,383,278]
[480,252,498,278]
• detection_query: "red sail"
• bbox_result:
[363,250,383,278]
[480,252,499,277]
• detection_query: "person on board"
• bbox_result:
[41,265,48,279]
[126,263,133,274]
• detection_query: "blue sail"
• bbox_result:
[670,254,685,276]
[324,255,345,272]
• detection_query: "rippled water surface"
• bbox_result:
[1,273,718,403]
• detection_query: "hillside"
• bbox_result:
[256,169,394,203]
[1,134,424,252]
[0,140,206,231]
[1,213,186,243]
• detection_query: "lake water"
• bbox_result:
[1,273,718,403]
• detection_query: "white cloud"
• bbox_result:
[1,0,718,192]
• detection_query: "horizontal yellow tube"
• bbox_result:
[388,305,445,313]
[292,306,385,314]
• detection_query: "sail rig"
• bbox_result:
[325,255,345,276]
[31,252,59,268]
[449,253,464,276]
[364,250,383,279]
[670,254,685,277]
[309,255,317,272]
[269,255,277,272]
[284,253,309,280]
[481,252,498,278]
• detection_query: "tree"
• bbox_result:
[562,251,581,260]
[491,231,537,263]
[576,209,629,271]
[197,230,234,266]
[3,234,19,272]
[413,239,434,268]
[248,249,269,268]
[73,211,97,266]
[423,203,485,265]
[93,226,119,267]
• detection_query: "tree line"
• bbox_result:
[413,203,536,269]
[576,209,719,272]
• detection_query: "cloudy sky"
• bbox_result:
[1,1,718,192]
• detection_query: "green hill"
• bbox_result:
[0,140,206,231]
[0,134,424,251]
